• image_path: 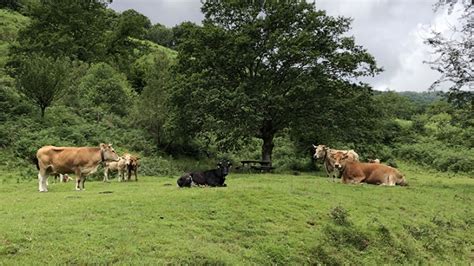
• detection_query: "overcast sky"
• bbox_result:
[110,0,460,92]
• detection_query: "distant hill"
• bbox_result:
[398,91,441,106]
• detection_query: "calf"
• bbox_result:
[312,144,359,181]
[331,151,407,186]
[103,157,127,182]
[123,154,140,181]
[54,174,72,183]
[177,161,232,187]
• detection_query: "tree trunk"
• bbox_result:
[260,119,275,165]
[261,133,274,165]
[40,106,46,118]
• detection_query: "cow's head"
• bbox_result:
[100,143,120,161]
[217,161,232,176]
[331,151,349,170]
[312,144,328,160]
[130,156,140,169]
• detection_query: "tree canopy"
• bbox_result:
[171,1,381,162]
[14,54,74,117]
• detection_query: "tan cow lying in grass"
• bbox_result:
[331,151,407,186]
[35,143,119,192]
[103,157,127,182]
[312,144,359,181]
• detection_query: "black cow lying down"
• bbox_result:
[177,161,232,187]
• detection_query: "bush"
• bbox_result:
[396,141,474,174]
[139,156,180,176]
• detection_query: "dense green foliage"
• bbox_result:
[172,1,382,162]
[0,166,472,264]
[14,54,76,117]
[0,1,472,176]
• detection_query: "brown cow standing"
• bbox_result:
[331,151,407,186]
[35,143,119,192]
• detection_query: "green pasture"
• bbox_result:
[0,163,473,264]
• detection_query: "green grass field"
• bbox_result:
[0,162,472,264]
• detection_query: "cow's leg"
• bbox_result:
[81,176,86,190]
[386,175,396,186]
[103,168,109,182]
[324,162,330,177]
[127,169,132,182]
[75,170,82,191]
[134,168,138,181]
[38,170,48,192]
[75,177,81,191]
[352,176,365,184]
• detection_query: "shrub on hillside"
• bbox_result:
[396,142,474,174]
[139,156,179,176]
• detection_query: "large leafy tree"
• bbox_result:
[13,0,113,62]
[15,54,73,118]
[172,1,381,163]
[78,63,134,117]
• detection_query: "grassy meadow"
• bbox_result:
[0,162,473,264]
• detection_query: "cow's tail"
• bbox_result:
[33,157,39,170]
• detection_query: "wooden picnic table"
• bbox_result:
[240,160,275,172]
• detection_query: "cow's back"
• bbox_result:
[36,146,99,174]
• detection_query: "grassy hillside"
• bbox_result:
[0,162,472,264]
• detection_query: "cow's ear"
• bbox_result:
[100,143,106,149]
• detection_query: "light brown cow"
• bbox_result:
[312,144,359,181]
[35,143,119,192]
[123,153,140,181]
[103,157,128,182]
[331,151,407,186]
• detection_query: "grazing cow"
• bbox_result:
[103,157,128,182]
[177,161,232,187]
[312,144,359,181]
[331,151,407,186]
[35,143,119,192]
[123,153,140,182]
